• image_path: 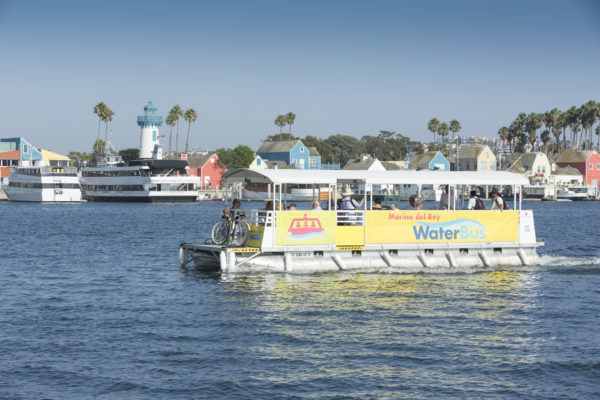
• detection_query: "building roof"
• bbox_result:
[307,146,320,157]
[266,160,289,169]
[381,161,402,170]
[503,153,540,174]
[556,150,596,163]
[257,140,299,153]
[458,145,489,159]
[187,154,214,169]
[342,158,377,170]
[39,149,70,161]
[553,166,583,176]
[411,151,443,170]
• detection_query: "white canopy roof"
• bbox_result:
[223,169,528,186]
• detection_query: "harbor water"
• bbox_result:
[1,201,599,399]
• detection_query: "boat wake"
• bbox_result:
[540,254,600,268]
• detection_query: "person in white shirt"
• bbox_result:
[490,188,504,211]
[467,191,477,210]
[439,185,450,210]
[312,200,322,211]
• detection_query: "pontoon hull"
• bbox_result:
[180,242,542,274]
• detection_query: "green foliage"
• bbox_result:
[265,133,298,142]
[119,148,139,162]
[67,151,92,169]
[216,145,255,169]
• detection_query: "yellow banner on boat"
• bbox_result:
[275,211,337,246]
[365,210,519,244]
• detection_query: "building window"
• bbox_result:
[309,159,317,168]
[23,144,28,153]
[480,161,487,170]
[153,131,157,141]
[590,163,594,170]
[256,158,261,166]
[466,161,470,170]
[300,147,304,152]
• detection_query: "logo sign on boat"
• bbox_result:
[276,211,336,246]
[365,211,519,244]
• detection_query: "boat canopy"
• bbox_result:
[222,169,529,186]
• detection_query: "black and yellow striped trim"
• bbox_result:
[336,245,365,251]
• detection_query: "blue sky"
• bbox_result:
[0,0,599,155]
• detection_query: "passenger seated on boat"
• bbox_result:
[288,203,297,210]
[490,188,504,211]
[312,200,322,211]
[372,198,382,210]
[408,195,424,209]
[231,199,241,209]
[264,200,273,210]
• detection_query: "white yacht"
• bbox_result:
[80,100,200,203]
[80,155,199,202]
[556,186,588,201]
[4,165,82,202]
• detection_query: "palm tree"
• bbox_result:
[498,126,509,153]
[274,115,286,139]
[183,108,198,155]
[525,112,543,150]
[543,108,561,154]
[102,106,114,153]
[169,105,184,155]
[596,125,600,149]
[93,102,106,143]
[581,100,597,149]
[438,122,449,140]
[427,118,440,143]
[285,112,296,134]
[540,129,550,153]
[566,106,580,149]
[165,113,176,155]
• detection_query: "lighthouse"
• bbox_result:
[137,100,163,159]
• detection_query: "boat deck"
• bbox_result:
[180,243,261,253]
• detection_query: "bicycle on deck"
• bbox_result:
[211,207,250,246]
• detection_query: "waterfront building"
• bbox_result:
[187,153,227,190]
[556,150,600,188]
[458,145,497,171]
[410,151,450,171]
[503,152,551,183]
[0,137,44,185]
[342,154,386,171]
[256,140,322,169]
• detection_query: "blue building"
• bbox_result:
[0,137,43,164]
[256,140,322,169]
[411,151,450,171]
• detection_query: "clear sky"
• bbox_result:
[1,0,599,155]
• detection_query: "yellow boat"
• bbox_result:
[179,169,543,273]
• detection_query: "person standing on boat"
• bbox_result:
[232,199,241,209]
[490,188,504,211]
[439,185,450,210]
[467,191,481,210]
[340,186,363,225]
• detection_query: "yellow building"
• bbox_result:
[458,145,497,171]
[39,149,71,167]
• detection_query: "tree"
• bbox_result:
[427,118,439,143]
[566,106,580,149]
[265,133,298,142]
[216,145,255,169]
[525,112,542,150]
[169,105,184,155]
[544,108,561,154]
[101,106,114,153]
[119,148,139,162]
[438,122,449,140]
[183,108,198,155]
[285,112,296,134]
[580,100,597,149]
[596,125,600,149]
[540,129,550,153]
[274,115,286,138]
[498,126,509,152]
[449,119,461,138]
[165,113,176,154]
[324,134,366,166]
[67,151,91,169]
[93,102,106,143]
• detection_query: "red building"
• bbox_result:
[187,154,227,189]
[556,150,600,188]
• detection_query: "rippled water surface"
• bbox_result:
[1,201,599,399]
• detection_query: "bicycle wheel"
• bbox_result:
[211,220,229,245]
[230,221,250,247]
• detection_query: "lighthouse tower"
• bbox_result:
[137,100,163,159]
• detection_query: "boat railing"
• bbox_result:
[336,210,365,226]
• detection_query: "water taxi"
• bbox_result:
[4,165,81,202]
[179,169,543,273]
